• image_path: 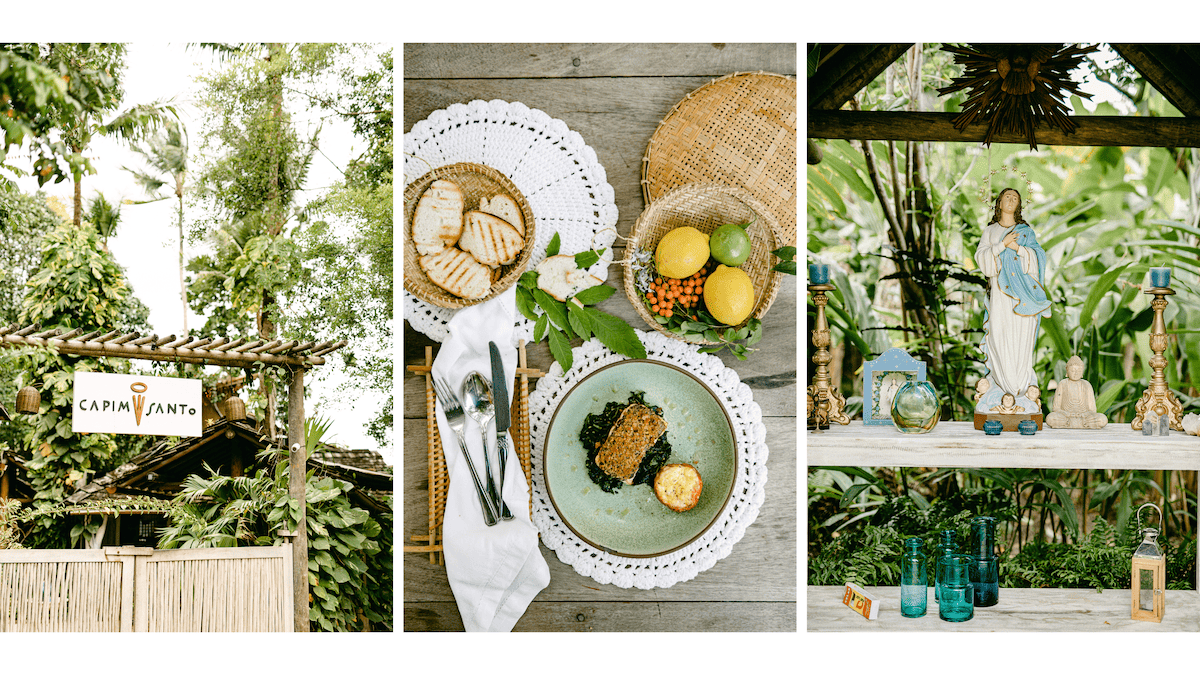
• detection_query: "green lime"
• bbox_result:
[709,223,752,266]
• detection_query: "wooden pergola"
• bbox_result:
[808,43,1200,150]
[0,322,347,632]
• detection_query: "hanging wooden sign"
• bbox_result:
[72,372,202,437]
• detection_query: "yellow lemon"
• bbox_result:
[703,265,755,326]
[656,226,710,278]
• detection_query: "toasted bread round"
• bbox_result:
[412,180,464,255]
[653,463,703,512]
[460,211,524,268]
[535,254,603,301]
[419,247,491,299]
[480,194,524,237]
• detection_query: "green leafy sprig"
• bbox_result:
[773,246,798,275]
[515,233,647,370]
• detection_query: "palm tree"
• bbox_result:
[124,120,190,333]
[85,192,122,250]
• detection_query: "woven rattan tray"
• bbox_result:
[624,183,783,345]
[403,342,544,564]
[403,162,537,309]
[642,71,796,246]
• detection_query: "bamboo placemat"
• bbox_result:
[642,71,797,246]
[403,341,544,565]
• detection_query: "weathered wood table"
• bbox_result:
[404,43,797,631]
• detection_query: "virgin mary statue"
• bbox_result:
[974,187,1052,417]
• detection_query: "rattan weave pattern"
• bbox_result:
[624,183,782,345]
[642,72,797,246]
[403,162,537,309]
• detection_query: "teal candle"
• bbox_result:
[809,263,831,284]
[1150,267,1171,288]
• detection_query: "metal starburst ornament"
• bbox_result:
[937,44,1099,150]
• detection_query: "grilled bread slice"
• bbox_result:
[595,403,668,484]
[412,180,465,255]
[419,247,491,299]
[480,194,524,236]
[654,464,703,512]
[535,254,604,302]
[460,211,524,267]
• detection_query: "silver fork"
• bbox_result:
[434,376,499,526]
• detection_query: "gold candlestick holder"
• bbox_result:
[1132,286,1183,431]
[808,283,849,430]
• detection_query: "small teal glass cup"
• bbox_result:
[1149,266,1171,288]
[938,554,975,622]
[1018,419,1037,435]
[809,263,831,285]
[982,420,1003,435]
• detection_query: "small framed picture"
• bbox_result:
[862,348,927,426]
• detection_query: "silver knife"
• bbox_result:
[489,341,514,520]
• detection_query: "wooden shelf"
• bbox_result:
[807,421,1200,470]
[808,586,1200,631]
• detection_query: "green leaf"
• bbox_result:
[546,232,561,257]
[582,307,647,359]
[515,285,538,321]
[574,248,604,269]
[1094,379,1128,413]
[567,302,590,337]
[534,313,548,341]
[546,326,572,370]
[1081,263,1131,327]
[773,260,797,275]
[572,284,615,305]
[532,288,572,337]
[772,246,797,260]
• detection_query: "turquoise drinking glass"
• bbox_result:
[970,516,999,607]
[934,529,956,605]
[938,554,974,622]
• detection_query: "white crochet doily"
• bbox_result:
[403,99,620,344]
[529,330,769,589]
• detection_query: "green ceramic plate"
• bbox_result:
[543,359,737,557]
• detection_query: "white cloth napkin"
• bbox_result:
[432,285,550,632]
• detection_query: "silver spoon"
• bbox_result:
[462,371,512,520]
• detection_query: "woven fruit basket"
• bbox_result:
[624,183,783,346]
[403,162,537,309]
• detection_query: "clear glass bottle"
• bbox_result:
[890,380,940,433]
[938,554,974,622]
[970,516,999,607]
[934,529,956,604]
[900,537,927,618]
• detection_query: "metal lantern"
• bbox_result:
[16,385,40,415]
[224,395,247,422]
[1131,503,1166,623]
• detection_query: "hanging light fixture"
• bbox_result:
[224,395,247,422]
[1131,503,1166,623]
[16,385,40,415]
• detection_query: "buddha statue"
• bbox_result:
[1045,356,1108,429]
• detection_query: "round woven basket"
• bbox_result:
[624,183,783,345]
[642,71,796,246]
[403,162,537,309]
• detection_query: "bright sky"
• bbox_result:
[11,44,391,463]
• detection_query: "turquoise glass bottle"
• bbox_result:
[934,529,956,604]
[970,516,999,607]
[938,553,974,622]
[900,537,927,618]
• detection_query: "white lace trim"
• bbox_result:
[403,99,619,344]
[528,330,769,589]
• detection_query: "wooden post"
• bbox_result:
[287,368,309,631]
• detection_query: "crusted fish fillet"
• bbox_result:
[595,403,667,484]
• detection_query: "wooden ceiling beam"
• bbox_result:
[808,43,915,111]
[808,110,1200,148]
[1111,44,1200,118]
